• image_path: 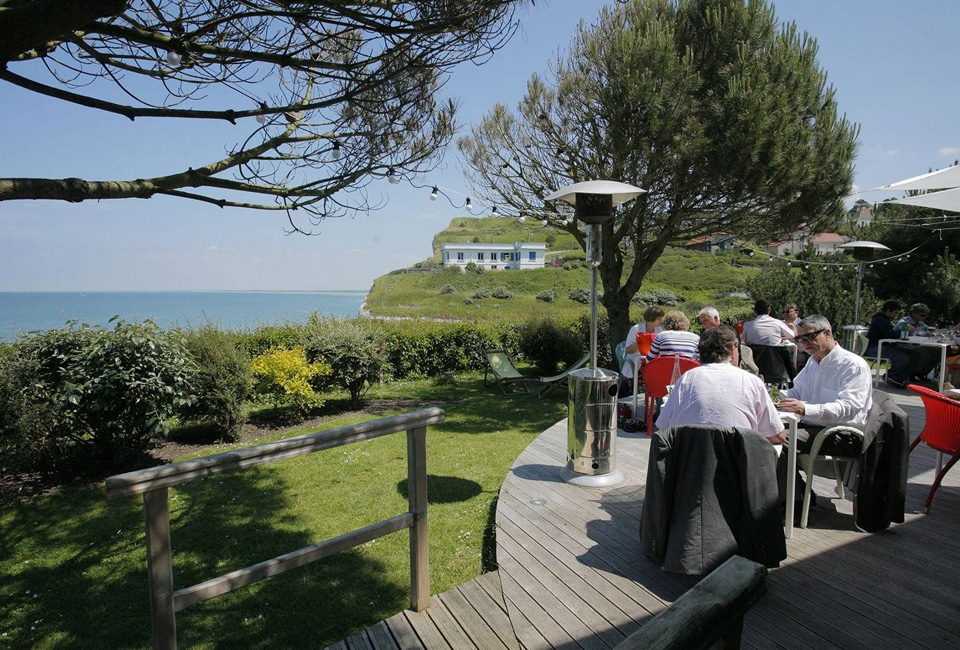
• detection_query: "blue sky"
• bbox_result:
[0,0,957,292]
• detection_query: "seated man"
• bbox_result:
[742,299,795,346]
[657,326,786,446]
[864,300,917,388]
[698,306,760,375]
[777,315,873,454]
[895,302,941,382]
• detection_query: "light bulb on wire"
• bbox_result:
[491,206,499,218]
[166,50,182,66]
[542,219,548,226]
[465,198,473,213]
[429,187,438,201]
[387,168,399,184]
[518,215,526,224]
[331,142,342,160]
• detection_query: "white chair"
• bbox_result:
[797,425,863,528]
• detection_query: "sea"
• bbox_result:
[0,291,367,342]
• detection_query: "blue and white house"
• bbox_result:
[440,242,547,270]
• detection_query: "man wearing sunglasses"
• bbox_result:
[776,316,873,508]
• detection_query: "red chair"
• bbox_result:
[636,331,657,357]
[907,384,960,513]
[641,356,700,436]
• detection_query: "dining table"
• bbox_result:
[873,336,949,392]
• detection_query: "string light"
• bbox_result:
[518,215,526,224]
[429,187,438,201]
[465,198,473,213]
[387,168,399,184]
[491,206,499,218]
[331,142,342,160]
[166,50,181,66]
[542,219,548,226]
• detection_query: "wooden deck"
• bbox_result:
[332,388,960,649]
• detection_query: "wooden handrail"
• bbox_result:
[106,407,444,650]
[106,407,445,498]
[612,555,766,650]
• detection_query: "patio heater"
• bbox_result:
[544,180,645,487]
[838,240,890,350]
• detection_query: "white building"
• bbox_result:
[440,242,547,270]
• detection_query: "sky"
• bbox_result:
[0,0,957,292]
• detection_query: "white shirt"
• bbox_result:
[783,344,873,428]
[656,362,784,440]
[742,314,795,346]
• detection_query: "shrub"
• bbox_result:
[179,328,253,441]
[473,287,491,299]
[1,320,196,471]
[251,347,330,412]
[464,261,478,273]
[463,298,473,305]
[650,288,683,305]
[380,320,522,379]
[439,284,457,295]
[519,319,585,375]
[569,287,590,304]
[492,286,513,299]
[0,350,66,474]
[303,320,391,407]
[536,290,557,303]
[562,261,582,271]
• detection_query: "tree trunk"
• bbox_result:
[601,273,633,369]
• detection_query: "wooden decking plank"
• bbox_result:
[403,607,453,650]
[500,570,578,650]
[498,545,612,650]
[438,586,511,650]
[498,532,629,648]
[345,631,374,650]
[366,621,401,650]
[459,576,521,650]
[384,612,425,650]
[424,595,478,650]
[497,503,650,631]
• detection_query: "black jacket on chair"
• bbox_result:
[641,426,787,575]
[849,392,910,532]
[748,344,797,386]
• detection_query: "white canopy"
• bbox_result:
[544,180,646,207]
[873,165,960,191]
[890,186,960,213]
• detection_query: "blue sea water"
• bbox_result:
[0,291,367,342]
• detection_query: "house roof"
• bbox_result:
[810,233,844,244]
[684,232,730,246]
[440,242,547,251]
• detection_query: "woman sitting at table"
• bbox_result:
[621,306,665,390]
[865,300,917,388]
[646,310,700,362]
[656,326,786,446]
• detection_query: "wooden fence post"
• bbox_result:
[143,488,177,650]
[407,425,429,611]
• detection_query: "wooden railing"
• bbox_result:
[612,555,767,650]
[106,407,445,650]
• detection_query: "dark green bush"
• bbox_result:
[0,321,195,472]
[439,284,457,295]
[179,328,253,441]
[473,287,491,299]
[519,319,585,375]
[492,286,513,299]
[536,290,557,303]
[569,287,590,304]
[304,319,392,407]
[379,320,522,379]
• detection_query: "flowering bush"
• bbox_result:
[251,347,330,412]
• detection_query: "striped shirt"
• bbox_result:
[646,330,700,362]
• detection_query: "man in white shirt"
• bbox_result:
[698,306,760,375]
[743,299,795,346]
[657,326,786,446]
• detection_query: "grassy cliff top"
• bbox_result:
[431,216,581,261]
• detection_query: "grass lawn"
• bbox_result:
[0,374,567,650]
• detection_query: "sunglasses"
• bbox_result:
[796,329,825,343]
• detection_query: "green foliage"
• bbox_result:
[473,287,492,299]
[519,319,585,375]
[251,347,330,412]
[379,320,522,379]
[439,284,457,295]
[569,287,590,304]
[464,261,481,273]
[179,328,253,441]
[745,259,872,328]
[491,286,513,299]
[536,289,557,303]
[303,320,392,407]
[0,320,196,471]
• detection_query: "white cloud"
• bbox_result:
[939,146,960,156]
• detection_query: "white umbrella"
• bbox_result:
[873,164,960,191]
[890,186,960,212]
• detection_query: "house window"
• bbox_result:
[477,252,484,261]
[501,252,508,261]
[529,251,536,261]
[491,265,497,270]
[457,252,464,261]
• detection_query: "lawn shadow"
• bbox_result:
[396,474,483,504]
[2,463,415,650]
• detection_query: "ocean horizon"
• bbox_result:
[0,291,368,342]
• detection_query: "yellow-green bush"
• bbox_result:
[251,347,330,412]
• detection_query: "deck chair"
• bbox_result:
[538,352,590,398]
[483,349,529,395]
